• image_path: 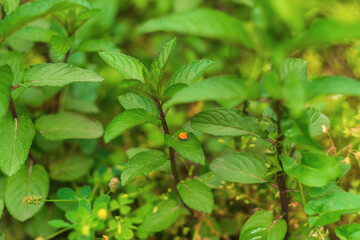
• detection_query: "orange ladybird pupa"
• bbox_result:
[178,132,189,140]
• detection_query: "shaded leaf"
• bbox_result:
[35,112,103,140]
[0,65,13,121]
[49,156,94,181]
[307,76,360,97]
[5,165,49,221]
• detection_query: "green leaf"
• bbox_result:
[79,185,91,199]
[167,76,256,106]
[0,199,3,219]
[164,129,205,165]
[49,155,94,181]
[5,165,49,222]
[35,112,103,140]
[280,152,341,187]
[138,8,252,47]
[307,76,360,97]
[0,65,13,121]
[210,152,267,184]
[191,108,262,137]
[57,187,78,200]
[50,35,74,61]
[121,150,168,185]
[335,223,360,240]
[0,0,90,40]
[2,0,19,14]
[287,18,360,52]
[305,192,360,226]
[48,219,71,228]
[0,116,35,176]
[19,63,103,87]
[177,179,213,213]
[138,199,183,233]
[11,26,58,43]
[104,109,159,143]
[150,37,176,86]
[280,58,308,82]
[240,211,287,240]
[98,51,149,82]
[164,59,214,97]
[76,39,117,52]
[306,108,330,137]
[118,92,158,116]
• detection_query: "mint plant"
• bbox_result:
[1,0,360,240]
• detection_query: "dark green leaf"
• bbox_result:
[164,129,205,165]
[121,150,168,185]
[49,156,94,181]
[177,179,213,213]
[57,188,78,200]
[0,65,13,121]
[210,152,267,184]
[35,112,103,140]
[138,199,183,233]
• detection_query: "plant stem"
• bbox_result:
[154,99,193,213]
[274,101,289,239]
[44,227,71,240]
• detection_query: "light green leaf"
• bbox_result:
[138,199,183,233]
[48,219,71,228]
[287,18,360,52]
[0,65,13,121]
[307,76,360,97]
[35,112,103,140]
[305,192,360,226]
[0,116,35,176]
[306,108,330,137]
[191,108,262,137]
[2,0,20,14]
[210,152,267,184]
[12,26,58,43]
[150,37,176,86]
[76,39,117,52]
[19,63,103,87]
[164,129,205,165]
[177,179,213,213]
[0,0,90,40]
[98,51,149,82]
[335,223,360,240]
[280,58,308,82]
[280,152,341,187]
[164,59,214,97]
[138,8,252,47]
[104,108,159,143]
[167,76,256,106]
[57,187,78,200]
[240,211,287,240]
[121,150,168,185]
[5,165,49,222]
[49,156,94,181]
[118,92,158,116]
[50,35,74,61]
